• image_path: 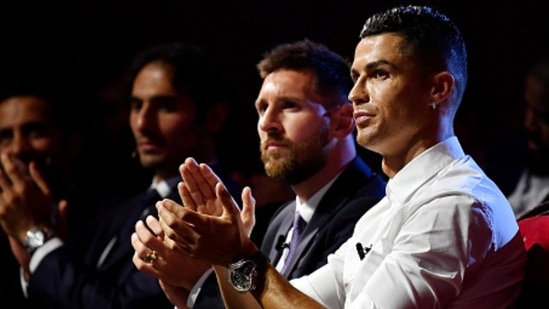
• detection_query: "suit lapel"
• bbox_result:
[96,188,179,271]
[283,158,375,275]
[265,203,295,265]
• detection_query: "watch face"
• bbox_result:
[24,228,50,253]
[229,260,256,293]
[29,231,45,247]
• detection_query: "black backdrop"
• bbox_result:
[1,0,548,191]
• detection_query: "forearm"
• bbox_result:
[213,264,325,309]
[257,265,326,309]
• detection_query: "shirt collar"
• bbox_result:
[296,171,341,223]
[387,136,465,205]
[150,176,180,198]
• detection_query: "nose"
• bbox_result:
[257,107,281,133]
[348,77,368,106]
[133,103,156,131]
[8,133,32,155]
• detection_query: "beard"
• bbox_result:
[260,123,330,185]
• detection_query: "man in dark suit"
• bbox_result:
[0,42,241,308]
[131,39,387,308]
[0,73,86,309]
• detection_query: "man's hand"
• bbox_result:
[0,154,55,244]
[131,215,211,291]
[157,157,258,266]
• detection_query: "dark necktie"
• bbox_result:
[281,211,306,274]
[96,188,161,267]
[139,188,161,218]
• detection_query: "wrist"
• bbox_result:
[228,250,270,293]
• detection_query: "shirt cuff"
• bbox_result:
[187,267,214,308]
[20,237,63,296]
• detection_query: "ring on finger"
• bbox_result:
[142,250,158,264]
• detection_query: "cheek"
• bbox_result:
[31,138,60,153]
[286,119,322,143]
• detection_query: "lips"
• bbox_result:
[353,110,374,126]
[137,139,161,152]
[263,141,286,151]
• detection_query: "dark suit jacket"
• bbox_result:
[25,164,242,309]
[26,187,178,309]
[194,156,387,307]
[261,156,386,278]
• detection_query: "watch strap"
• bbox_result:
[246,250,270,272]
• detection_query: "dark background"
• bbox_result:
[1,0,548,193]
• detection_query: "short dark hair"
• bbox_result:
[257,38,353,108]
[360,5,468,110]
[125,42,229,120]
[0,73,79,136]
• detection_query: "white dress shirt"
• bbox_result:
[274,176,335,272]
[507,170,549,218]
[291,136,526,309]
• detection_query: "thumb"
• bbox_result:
[215,182,241,219]
[240,187,256,237]
[28,161,50,195]
[56,200,69,240]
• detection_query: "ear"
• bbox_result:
[430,71,454,104]
[332,103,356,137]
[204,101,228,134]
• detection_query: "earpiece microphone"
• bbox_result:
[276,235,289,251]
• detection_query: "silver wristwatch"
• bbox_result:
[228,251,270,293]
[24,228,54,253]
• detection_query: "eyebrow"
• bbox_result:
[366,59,393,70]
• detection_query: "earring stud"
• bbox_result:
[430,102,436,110]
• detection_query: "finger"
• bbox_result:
[131,247,157,276]
[188,159,217,200]
[180,159,210,206]
[156,202,198,247]
[198,163,223,190]
[131,230,149,257]
[0,154,26,184]
[179,182,197,211]
[0,157,13,192]
[158,199,186,217]
[144,215,164,238]
[131,231,159,268]
[28,161,50,196]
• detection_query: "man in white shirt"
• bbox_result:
[153,5,527,309]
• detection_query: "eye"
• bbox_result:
[156,98,178,112]
[350,71,359,83]
[255,102,267,115]
[24,123,51,139]
[281,100,298,110]
[373,69,389,79]
[0,130,12,146]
